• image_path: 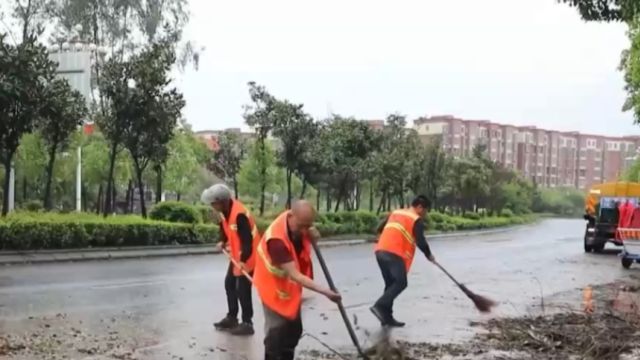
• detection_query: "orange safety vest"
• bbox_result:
[253,211,313,320]
[220,199,261,276]
[375,208,421,272]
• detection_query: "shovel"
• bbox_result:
[310,239,369,359]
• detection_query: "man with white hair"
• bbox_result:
[201,183,261,336]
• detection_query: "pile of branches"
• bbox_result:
[478,312,640,360]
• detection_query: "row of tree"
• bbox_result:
[0,0,200,216]
[210,83,585,217]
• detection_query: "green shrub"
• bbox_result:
[149,201,202,224]
[428,212,447,223]
[197,205,216,224]
[0,212,217,251]
[0,209,533,250]
[22,200,43,212]
[463,212,481,220]
[500,209,514,218]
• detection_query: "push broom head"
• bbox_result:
[459,284,497,313]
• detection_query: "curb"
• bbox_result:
[0,239,371,266]
[0,225,529,266]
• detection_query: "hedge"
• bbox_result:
[150,201,202,224]
[0,209,533,251]
[0,212,217,251]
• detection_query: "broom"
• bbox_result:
[222,248,254,282]
[433,261,497,313]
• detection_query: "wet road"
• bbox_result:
[1,219,638,359]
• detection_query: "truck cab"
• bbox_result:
[584,182,640,253]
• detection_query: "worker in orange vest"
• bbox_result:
[370,195,435,327]
[201,184,261,336]
[253,200,341,360]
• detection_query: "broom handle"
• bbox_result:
[222,248,254,283]
[310,239,368,359]
[433,261,463,288]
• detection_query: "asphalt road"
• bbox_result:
[1,218,637,359]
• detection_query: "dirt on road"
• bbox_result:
[299,281,640,360]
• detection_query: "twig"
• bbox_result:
[532,277,545,315]
[302,332,350,360]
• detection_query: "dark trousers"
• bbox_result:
[374,250,408,317]
[263,305,302,360]
[225,262,254,324]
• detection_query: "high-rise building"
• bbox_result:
[414,115,640,190]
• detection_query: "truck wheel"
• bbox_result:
[593,242,605,253]
[622,258,633,269]
[584,238,593,252]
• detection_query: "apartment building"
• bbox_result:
[194,128,254,151]
[414,115,640,190]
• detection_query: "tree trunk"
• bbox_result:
[2,159,12,216]
[386,194,391,212]
[135,165,147,218]
[355,183,361,211]
[82,184,87,212]
[369,181,374,212]
[233,176,239,199]
[125,180,133,214]
[111,178,117,214]
[177,193,181,201]
[259,182,266,216]
[325,187,331,212]
[22,177,27,203]
[258,140,267,216]
[155,166,162,204]
[316,189,320,210]
[334,185,344,213]
[43,146,58,210]
[286,169,293,209]
[96,183,103,214]
[376,190,386,215]
[299,178,308,199]
[103,142,118,216]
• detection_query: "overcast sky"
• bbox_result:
[177,0,638,137]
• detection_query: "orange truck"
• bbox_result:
[583,181,640,253]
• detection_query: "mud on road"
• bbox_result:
[299,281,640,360]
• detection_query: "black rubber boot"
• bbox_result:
[213,316,238,330]
[229,322,255,336]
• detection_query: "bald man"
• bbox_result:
[253,201,341,360]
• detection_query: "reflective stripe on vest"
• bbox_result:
[253,211,311,320]
[221,200,261,276]
[375,208,421,272]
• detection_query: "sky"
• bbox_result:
[177,0,638,137]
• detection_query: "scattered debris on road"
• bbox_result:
[300,282,640,360]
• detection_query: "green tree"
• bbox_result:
[243,82,277,215]
[623,157,640,181]
[423,137,449,210]
[0,34,56,215]
[270,99,315,208]
[445,157,491,213]
[11,0,52,41]
[560,0,640,22]
[621,17,640,125]
[372,114,413,211]
[39,79,88,210]
[119,41,185,217]
[317,115,378,212]
[237,141,279,206]
[165,129,201,201]
[211,130,246,198]
[14,132,47,205]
